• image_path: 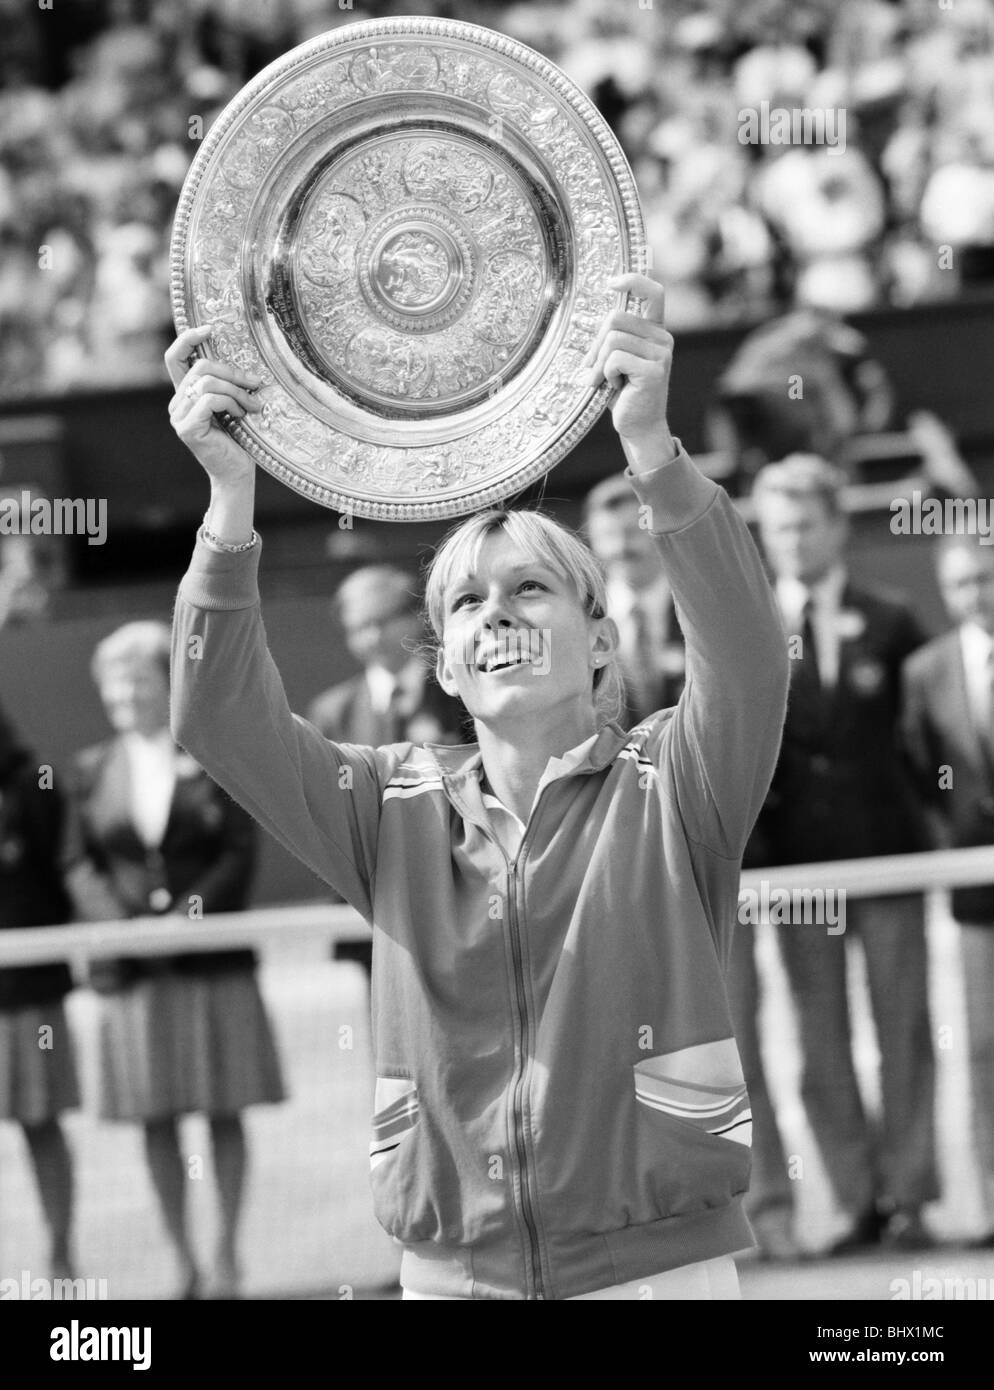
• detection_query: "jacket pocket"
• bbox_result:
[628,1038,752,1221]
[634,1037,752,1147]
[369,1073,420,1171]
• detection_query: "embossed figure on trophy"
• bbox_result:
[577,206,621,276]
[300,193,367,288]
[483,201,531,250]
[447,161,494,215]
[322,207,353,278]
[378,234,450,310]
[358,151,391,204]
[401,141,493,216]
[350,45,439,96]
[486,70,558,127]
[201,280,244,333]
[473,252,542,346]
[346,327,433,399]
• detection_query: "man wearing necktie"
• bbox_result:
[308,565,471,979]
[741,455,937,1254]
[309,565,471,751]
[903,535,994,1246]
[584,474,686,724]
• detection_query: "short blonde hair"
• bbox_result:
[751,453,847,519]
[423,508,625,726]
[91,620,171,686]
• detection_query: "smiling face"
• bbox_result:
[433,529,614,733]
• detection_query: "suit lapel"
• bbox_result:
[88,738,141,847]
[351,678,386,746]
[946,631,994,785]
[160,752,192,852]
[827,583,861,721]
[781,594,830,729]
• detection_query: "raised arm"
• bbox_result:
[586,275,789,857]
[165,327,381,918]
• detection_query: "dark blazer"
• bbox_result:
[902,629,994,923]
[619,597,687,728]
[63,737,257,990]
[754,582,928,865]
[0,752,73,1009]
[307,668,470,748]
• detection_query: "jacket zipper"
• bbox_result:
[460,780,547,1300]
[453,766,607,1298]
[506,858,545,1299]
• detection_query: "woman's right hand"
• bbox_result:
[165,325,263,489]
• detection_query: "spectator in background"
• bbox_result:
[749,455,937,1253]
[310,565,469,751]
[583,468,795,1261]
[308,565,469,984]
[903,535,994,1247]
[583,474,685,726]
[709,312,894,490]
[708,310,979,499]
[63,621,285,1299]
[0,701,77,1281]
[0,534,58,627]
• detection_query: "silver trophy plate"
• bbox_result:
[171,16,646,521]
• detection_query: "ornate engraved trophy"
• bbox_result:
[171,17,646,520]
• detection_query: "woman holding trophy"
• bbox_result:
[164,271,788,1299]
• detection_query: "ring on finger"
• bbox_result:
[185,378,202,400]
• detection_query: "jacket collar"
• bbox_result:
[423,721,636,787]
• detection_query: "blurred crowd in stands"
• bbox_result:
[1,0,993,396]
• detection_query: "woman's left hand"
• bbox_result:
[583,273,676,468]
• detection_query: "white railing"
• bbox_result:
[1,845,992,967]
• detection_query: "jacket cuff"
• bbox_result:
[176,533,262,611]
[624,440,721,534]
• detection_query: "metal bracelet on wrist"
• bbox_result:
[200,516,259,553]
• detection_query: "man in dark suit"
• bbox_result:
[308,565,470,981]
[583,474,685,725]
[309,565,469,752]
[748,454,937,1252]
[903,534,994,1245]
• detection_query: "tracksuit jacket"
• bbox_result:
[170,447,789,1299]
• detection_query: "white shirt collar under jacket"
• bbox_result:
[960,622,994,738]
[123,729,176,848]
[366,660,425,716]
[777,565,848,688]
[478,731,603,859]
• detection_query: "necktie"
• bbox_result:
[800,596,821,688]
[624,601,655,720]
[385,677,406,742]
[981,647,994,759]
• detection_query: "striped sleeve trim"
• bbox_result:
[382,776,445,802]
